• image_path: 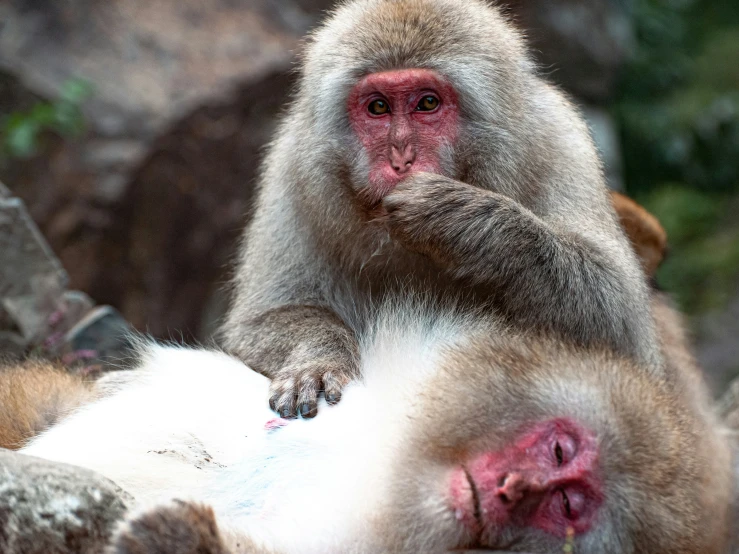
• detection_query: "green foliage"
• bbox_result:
[1,79,93,159]
[639,186,739,312]
[615,0,739,313]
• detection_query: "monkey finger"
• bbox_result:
[322,370,351,405]
[381,192,405,213]
[296,374,321,419]
[269,383,299,419]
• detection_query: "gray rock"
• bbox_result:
[509,0,634,103]
[694,288,739,394]
[0,196,69,343]
[581,105,624,191]
[0,1,311,341]
[0,449,131,554]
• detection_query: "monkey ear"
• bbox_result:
[610,191,668,278]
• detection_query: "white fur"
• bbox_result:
[22,308,474,552]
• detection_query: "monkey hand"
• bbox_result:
[382,172,504,269]
[268,358,354,419]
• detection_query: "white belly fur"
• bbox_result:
[21,309,472,551]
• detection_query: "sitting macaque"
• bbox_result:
[223,0,661,419]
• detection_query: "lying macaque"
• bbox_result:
[13,299,733,553]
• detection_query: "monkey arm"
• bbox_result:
[221,201,361,419]
[383,173,659,366]
[227,304,360,418]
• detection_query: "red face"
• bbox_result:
[448,418,603,542]
[347,69,460,204]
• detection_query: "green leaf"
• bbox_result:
[4,119,40,157]
[60,79,93,105]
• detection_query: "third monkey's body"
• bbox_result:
[223,0,658,417]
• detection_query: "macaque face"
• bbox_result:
[374,338,729,554]
[448,418,603,547]
[347,68,459,203]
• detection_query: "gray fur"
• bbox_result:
[221,0,660,416]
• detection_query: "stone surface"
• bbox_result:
[695,288,739,394]
[0,449,131,554]
[581,105,624,191]
[0,196,68,343]
[0,0,328,339]
[0,0,631,341]
[507,0,634,103]
[0,183,132,367]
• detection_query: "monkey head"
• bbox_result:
[295,0,538,209]
[376,334,732,553]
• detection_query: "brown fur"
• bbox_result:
[0,359,93,449]
[222,0,660,418]
[111,501,235,554]
[611,191,668,277]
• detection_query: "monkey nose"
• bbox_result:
[496,473,527,506]
[389,144,416,174]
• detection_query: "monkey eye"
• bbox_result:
[554,441,564,466]
[560,489,573,519]
[416,95,440,112]
[368,99,390,115]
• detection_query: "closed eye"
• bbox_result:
[561,489,572,518]
[555,442,563,466]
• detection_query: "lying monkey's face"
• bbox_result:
[447,417,603,544]
[347,68,459,205]
[374,336,731,553]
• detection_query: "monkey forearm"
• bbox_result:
[384,176,657,363]
[224,304,360,417]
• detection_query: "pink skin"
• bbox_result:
[264,418,290,431]
[448,418,602,542]
[347,69,459,204]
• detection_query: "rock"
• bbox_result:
[0,1,634,341]
[0,184,132,368]
[507,0,634,103]
[0,0,323,340]
[581,105,624,191]
[0,449,131,554]
[694,289,739,394]
[57,305,135,371]
[0,196,68,343]
[0,332,25,359]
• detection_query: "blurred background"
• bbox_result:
[1,0,737,392]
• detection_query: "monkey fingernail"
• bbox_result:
[279,406,296,419]
[325,392,341,405]
[299,403,317,419]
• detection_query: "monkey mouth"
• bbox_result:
[462,466,484,532]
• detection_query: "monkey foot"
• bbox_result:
[112,500,230,554]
